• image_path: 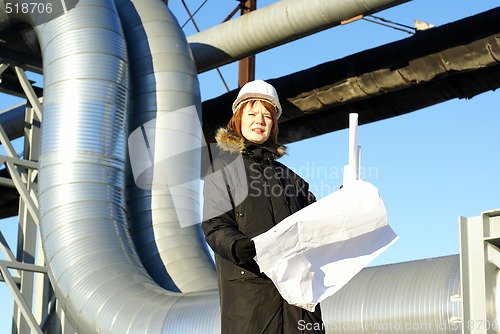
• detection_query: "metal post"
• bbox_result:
[238,0,256,87]
[12,103,39,333]
[459,209,500,334]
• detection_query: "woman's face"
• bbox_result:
[240,101,273,144]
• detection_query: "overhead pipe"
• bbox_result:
[187,0,411,73]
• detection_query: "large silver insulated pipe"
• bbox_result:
[188,0,411,73]
[114,0,217,293]
[321,255,463,333]
[32,0,219,332]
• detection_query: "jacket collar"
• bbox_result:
[214,128,286,159]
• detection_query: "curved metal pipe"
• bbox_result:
[187,0,411,73]
[115,0,217,293]
[31,0,219,332]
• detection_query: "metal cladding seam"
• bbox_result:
[115,0,217,293]
[33,0,220,333]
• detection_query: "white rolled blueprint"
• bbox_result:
[252,180,398,312]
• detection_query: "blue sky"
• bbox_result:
[1,0,499,330]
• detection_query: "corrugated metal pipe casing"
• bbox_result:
[32,0,220,333]
[115,0,217,293]
[320,255,462,333]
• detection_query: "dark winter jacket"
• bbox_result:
[202,128,324,334]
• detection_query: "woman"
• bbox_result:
[202,80,325,333]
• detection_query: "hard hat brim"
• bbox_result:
[232,94,282,119]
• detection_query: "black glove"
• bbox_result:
[234,238,256,263]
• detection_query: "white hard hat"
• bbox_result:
[232,80,282,119]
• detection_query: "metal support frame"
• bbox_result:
[460,209,500,334]
[0,63,74,334]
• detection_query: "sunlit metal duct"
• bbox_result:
[321,255,463,333]
[187,0,411,73]
[115,0,217,293]
[28,0,219,332]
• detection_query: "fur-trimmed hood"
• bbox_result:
[215,128,286,159]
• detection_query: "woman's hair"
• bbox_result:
[227,99,279,146]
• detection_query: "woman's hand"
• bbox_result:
[234,238,257,263]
